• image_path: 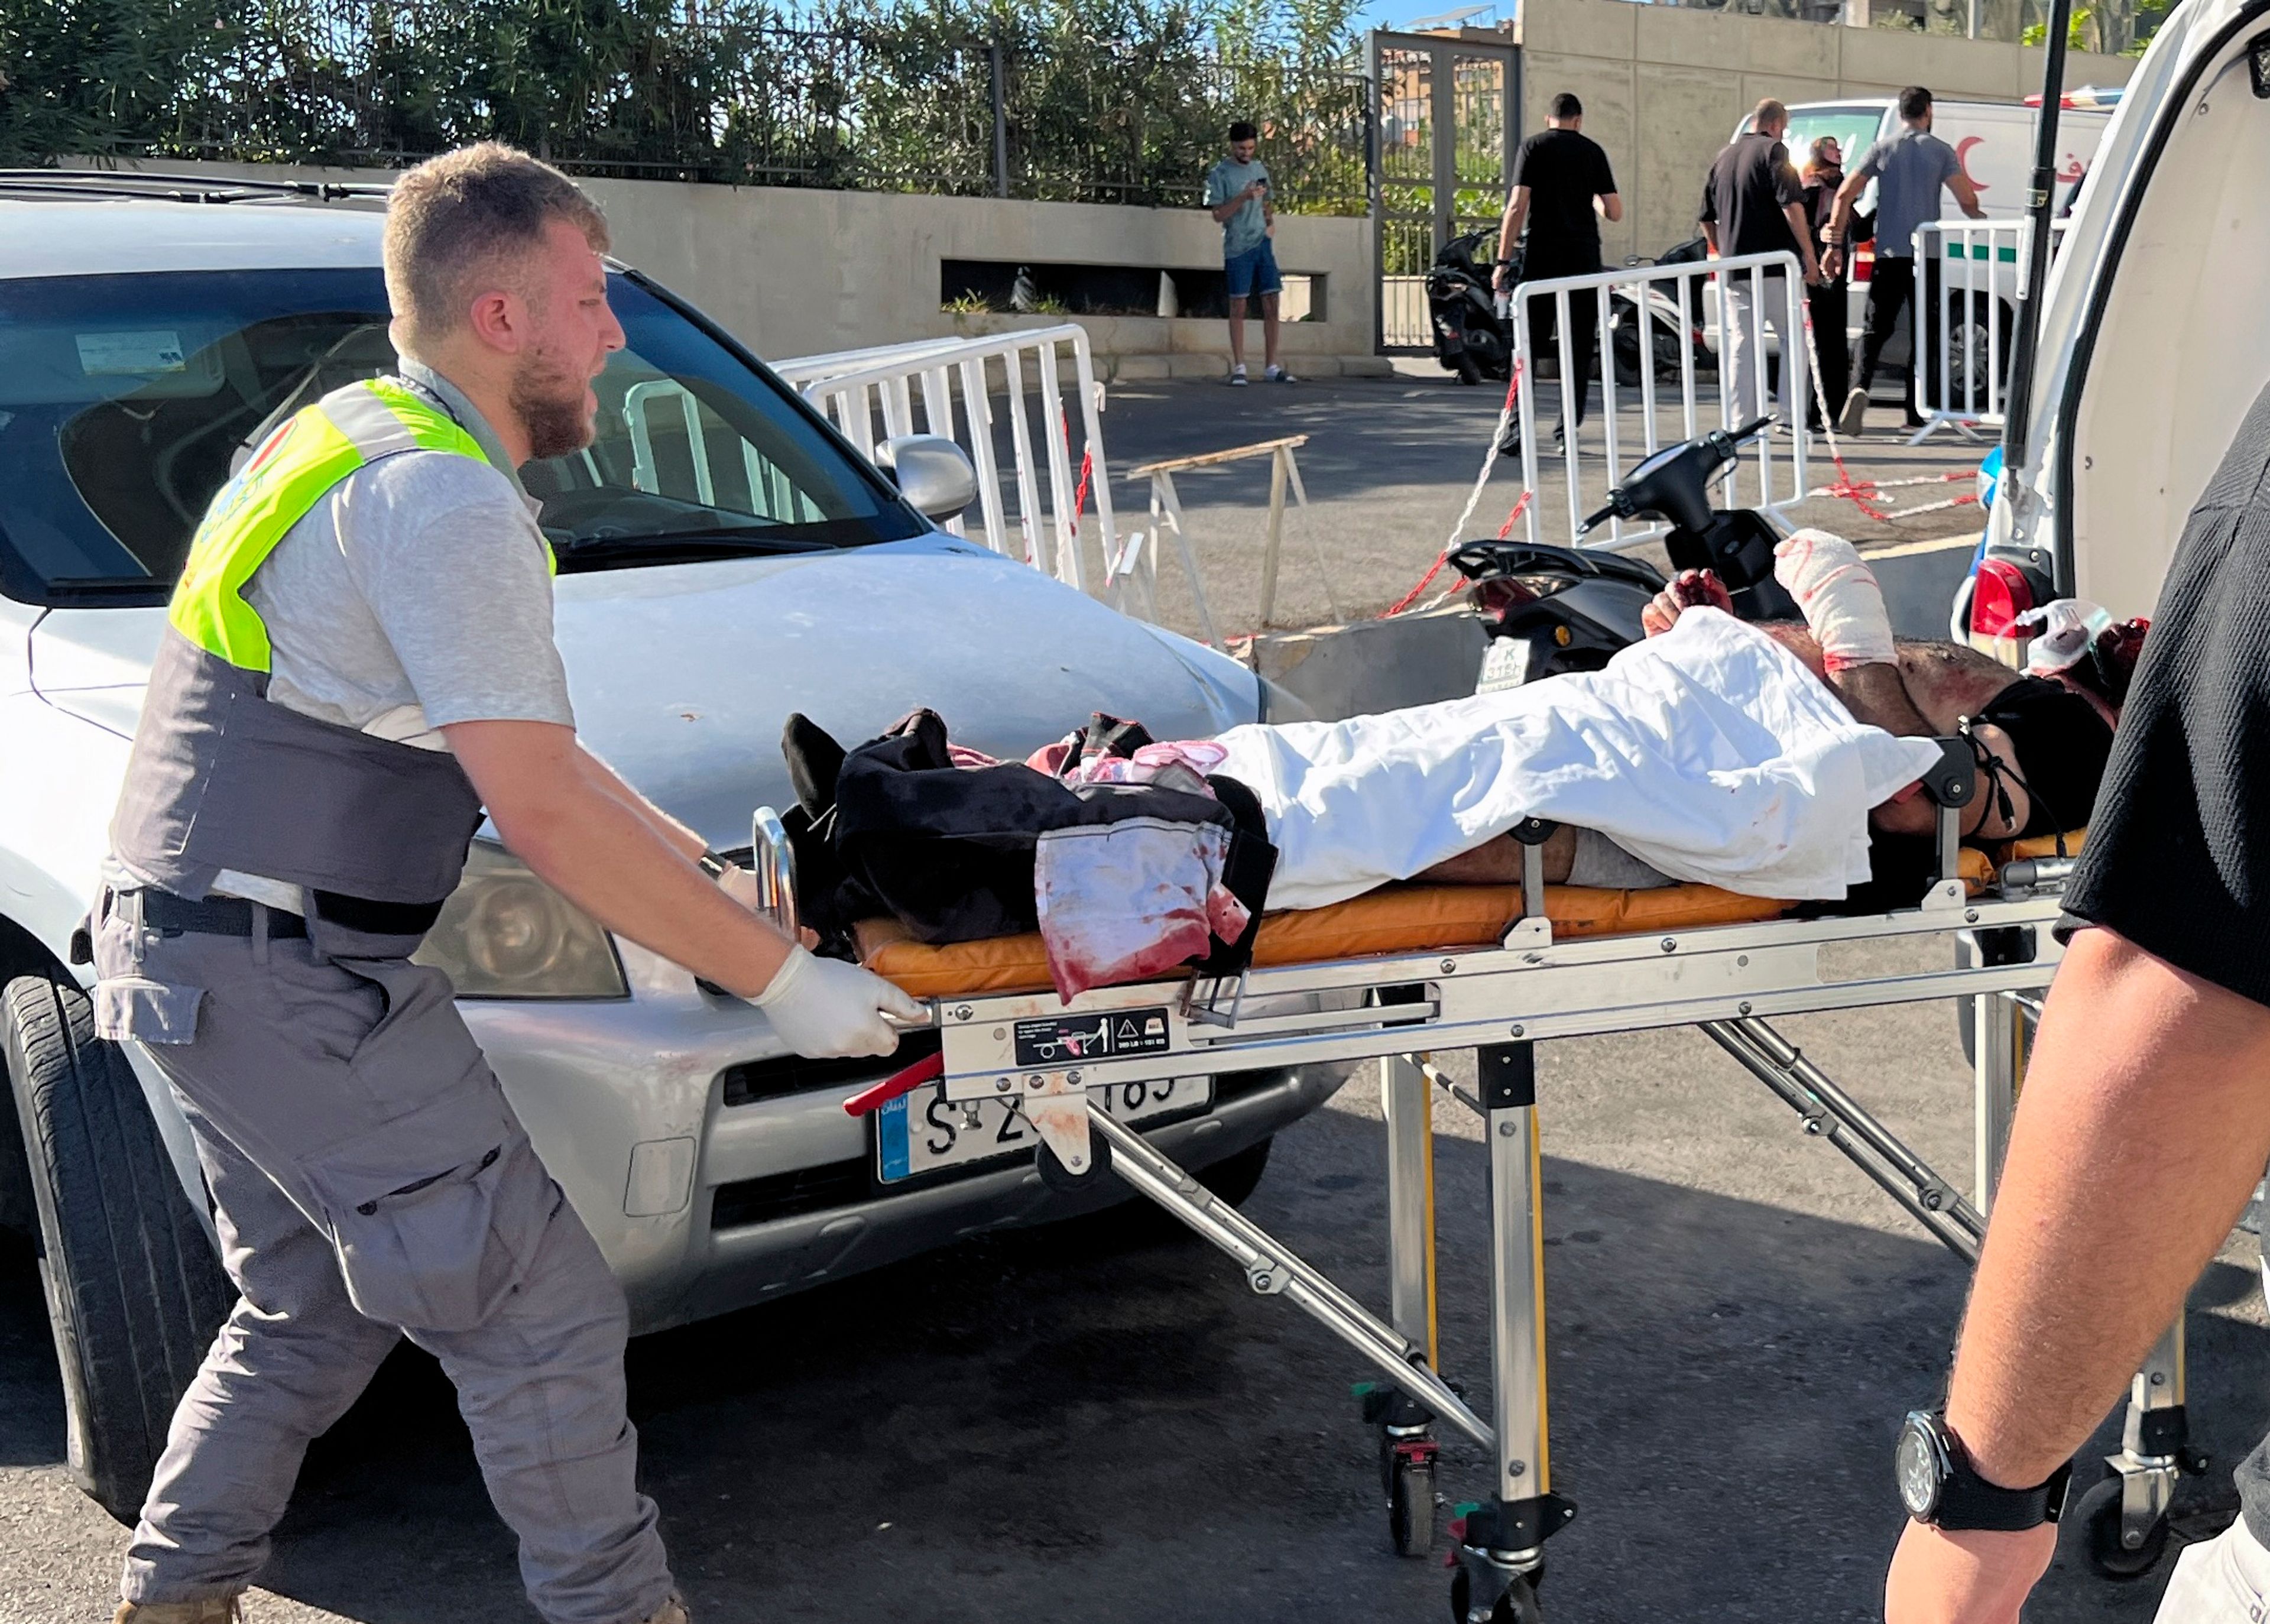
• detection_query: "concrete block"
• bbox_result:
[1339,356,1397,377]
[1229,606,1487,722]
[1843,28,2013,99]
[1520,0,1639,61]
[1100,354,1175,382]
[1632,64,1749,255]
[1636,7,1762,73]
[1168,353,1233,380]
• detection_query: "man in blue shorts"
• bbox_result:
[1205,120,1293,385]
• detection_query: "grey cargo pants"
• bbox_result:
[92,892,674,1623]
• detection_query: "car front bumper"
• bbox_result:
[461,949,1350,1334]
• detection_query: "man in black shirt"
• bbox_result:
[1700,99,1823,433]
[1883,383,2270,1622]
[1493,93,1621,443]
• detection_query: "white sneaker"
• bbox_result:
[1835,387,1869,437]
[1264,364,1295,384]
[1229,364,1249,386]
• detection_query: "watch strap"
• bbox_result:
[1936,1431,2073,1532]
[697,851,729,880]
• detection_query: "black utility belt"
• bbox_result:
[141,888,445,940]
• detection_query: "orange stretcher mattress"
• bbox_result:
[1958,826,2088,893]
[857,881,1790,1001]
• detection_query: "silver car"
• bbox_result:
[0,174,1343,1520]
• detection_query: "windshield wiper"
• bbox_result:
[551,529,836,566]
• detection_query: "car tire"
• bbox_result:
[1196,1134,1273,1208]
[4,971,232,1524]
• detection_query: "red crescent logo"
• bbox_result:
[1956,135,1989,190]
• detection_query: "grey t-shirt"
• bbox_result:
[1854,127,1963,258]
[1204,157,1273,258]
[213,365,573,908]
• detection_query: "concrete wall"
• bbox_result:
[125,160,1377,377]
[1513,0,2139,264]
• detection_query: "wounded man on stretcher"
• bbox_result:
[779,531,2143,1001]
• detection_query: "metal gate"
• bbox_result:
[1369,30,1520,354]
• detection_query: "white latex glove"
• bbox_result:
[1773,528,1895,671]
[753,945,926,1059]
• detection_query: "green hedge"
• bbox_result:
[0,0,1369,212]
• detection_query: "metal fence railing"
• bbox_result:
[1506,252,1808,549]
[1911,216,2074,442]
[775,326,1119,600]
[17,1,1368,215]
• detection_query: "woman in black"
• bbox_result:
[1799,136,1850,432]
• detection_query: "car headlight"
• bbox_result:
[413,842,628,999]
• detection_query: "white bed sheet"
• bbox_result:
[1212,608,1944,910]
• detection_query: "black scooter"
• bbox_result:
[1426,227,1512,387]
[1452,417,1801,687]
[1429,226,1712,391]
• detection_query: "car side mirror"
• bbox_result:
[876,434,978,523]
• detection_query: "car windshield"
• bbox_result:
[0,265,927,605]
[1783,106,1886,176]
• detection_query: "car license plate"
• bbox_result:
[1477,636,1533,693]
[875,1074,1212,1183]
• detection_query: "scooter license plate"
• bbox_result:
[875,1075,1212,1183]
[1477,636,1533,693]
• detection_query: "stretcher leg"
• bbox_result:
[1452,1042,1575,1624]
[1702,1017,1983,1262]
[2071,1316,2200,1578]
[1971,989,2023,1215]
[1082,1103,1494,1452]
[1375,1055,1444,1555]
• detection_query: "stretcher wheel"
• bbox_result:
[1387,1451,1436,1557]
[2074,1474,2170,1580]
[1035,1133,1112,1194]
[1448,1567,1543,1624]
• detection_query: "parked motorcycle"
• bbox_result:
[1452,417,1801,689]
[1428,225,1713,390]
[1426,226,1512,387]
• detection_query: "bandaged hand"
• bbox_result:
[1773,529,1895,671]
[1640,568,1734,637]
[753,944,926,1058]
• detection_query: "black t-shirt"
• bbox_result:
[1512,128,1616,276]
[1699,132,1804,262]
[2060,377,2270,1546]
[2064,378,2270,1004]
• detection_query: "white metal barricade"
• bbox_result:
[1911,217,2072,444]
[773,325,1118,595]
[1507,251,1809,551]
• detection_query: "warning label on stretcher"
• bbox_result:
[1013,1006,1172,1069]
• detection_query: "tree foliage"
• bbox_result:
[0,0,1369,211]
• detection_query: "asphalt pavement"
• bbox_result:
[5,941,2261,1621]
[4,374,2251,1624]
[1080,366,1995,643]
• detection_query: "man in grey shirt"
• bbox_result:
[1823,86,1984,435]
[102,145,919,1624]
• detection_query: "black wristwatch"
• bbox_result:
[1896,1411,2073,1532]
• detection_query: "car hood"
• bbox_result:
[27,537,1256,850]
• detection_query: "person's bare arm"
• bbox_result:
[1495,188,1530,287]
[446,719,793,998]
[1886,928,2270,1622]
[578,742,706,862]
[1209,182,1260,225]
[1597,192,1623,225]
[1700,221,1718,255]
[1948,169,1987,219]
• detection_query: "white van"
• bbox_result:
[1749,96,2117,351]
[1978,0,2270,631]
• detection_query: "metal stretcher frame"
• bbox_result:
[792,782,2196,1615]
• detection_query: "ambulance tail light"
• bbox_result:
[1969,557,2036,638]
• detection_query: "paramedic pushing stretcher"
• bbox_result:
[1881,391,2270,1621]
[94,145,920,1624]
